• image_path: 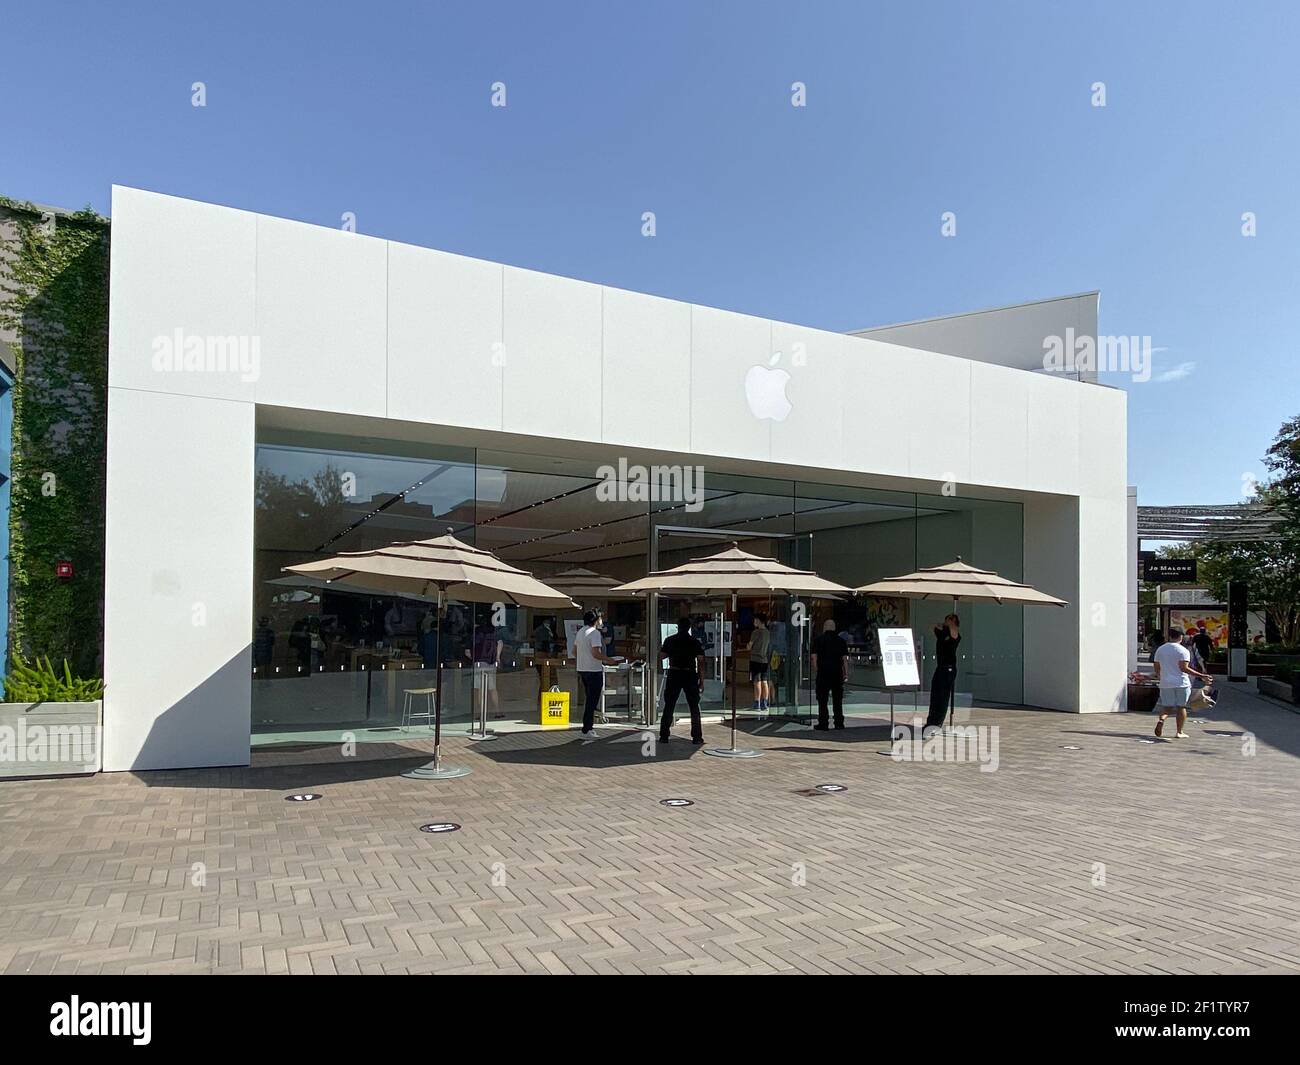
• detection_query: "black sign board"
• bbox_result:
[1144,558,1197,583]
[1227,580,1248,682]
[1227,581,1248,648]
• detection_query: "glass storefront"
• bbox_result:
[251,429,1024,745]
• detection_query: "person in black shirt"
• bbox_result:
[812,619,849,730]
[253,616,276,672]
[659,617,707,744]
[925,613,961,730]
[1192,626,1213,667]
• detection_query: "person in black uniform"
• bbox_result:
[812,619,849,730]
[1192,625,1214,668]
[659,617,707,745]
[926,613,961,730]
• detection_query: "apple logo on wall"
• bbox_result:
[744,354,792,422]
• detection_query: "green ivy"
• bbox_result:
[0,196,108,679]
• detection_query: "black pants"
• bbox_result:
[927,664,956,729]
[579,670,603,731]
[816,675,844,727]
[660,670,703,740]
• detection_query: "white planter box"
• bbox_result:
[0,701,102,779]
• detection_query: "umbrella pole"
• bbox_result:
[434,592,443,767]
[730,594,737,751]
[946,596,958,730]
[467,603,498,742]
[706,592,761,758]
[401,585,471,780]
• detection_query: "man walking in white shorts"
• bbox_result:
[1152,627,1212,738]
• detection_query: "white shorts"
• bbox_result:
[473,664,497,691]
[1158,687,1189,708]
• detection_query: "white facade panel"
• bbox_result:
[108,186,257,402]
[688,305,773,461]
[601,286,692,452]
[102,387,254,771]
[1078,385,1128,501]
[769,322,846,469]
[501,266,603,441]
[904,350,972,485]
[969,362,1029,489]
[839,338,912,478]
[852,291,1100,383]
[253,214,388,416]
[387,243,504,430]
[1078,494,1129,712]
[1127,486,1139,671]
[1026,374,1081,495]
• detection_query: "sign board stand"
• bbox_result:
[877,627,922,735]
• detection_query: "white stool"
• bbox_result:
[401,687,437,731]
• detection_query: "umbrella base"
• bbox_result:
[704,746,763,759]
[465,731,497,742]
[401,762,472,780]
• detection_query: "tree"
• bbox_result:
[1195,513,1298,645]
[1193,416,1300,646]
[1264,413,1300,523]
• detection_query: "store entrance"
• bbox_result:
[646,526,815,728]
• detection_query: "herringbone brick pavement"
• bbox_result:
[2,682,1298,974]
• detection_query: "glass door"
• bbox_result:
[647,525,815,728]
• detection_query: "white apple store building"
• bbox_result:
[103,187,1130,772]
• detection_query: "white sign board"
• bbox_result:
[878,627,920,687]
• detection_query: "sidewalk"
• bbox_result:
[1,684,1298,974]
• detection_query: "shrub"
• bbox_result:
[1254,643,1300,657]
[3,654,104,703]
[1276,662,1295,684]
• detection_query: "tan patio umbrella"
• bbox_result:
[284,532,576,779]
[612,543,852,758]
[546,567,641,605]
[855,558,1067,727]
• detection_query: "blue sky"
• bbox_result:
[2,0,1296,504]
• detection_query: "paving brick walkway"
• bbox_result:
[2,682,1298,974]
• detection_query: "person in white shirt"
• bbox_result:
[1152,628,1211,739]
[575,609,621,735]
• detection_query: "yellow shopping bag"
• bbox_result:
[540,686,570,728]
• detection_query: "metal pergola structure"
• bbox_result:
[1137,503,1284,542]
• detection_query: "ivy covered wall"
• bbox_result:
[0,197,109,678]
